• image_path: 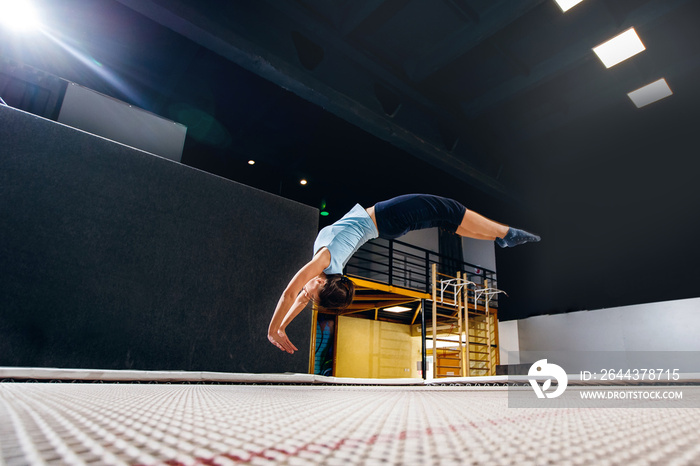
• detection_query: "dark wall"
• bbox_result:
[0,106,317,373]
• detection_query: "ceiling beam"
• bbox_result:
[338,0,410,36]
[114,0,519,203]
[405,0,546,82]
[335,0,389,36]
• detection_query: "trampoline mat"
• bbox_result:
[1,383,699,465]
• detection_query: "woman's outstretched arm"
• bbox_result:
[268,248,330,354]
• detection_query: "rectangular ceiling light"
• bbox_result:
[627,78,673,108]
[593,28,646,68]
[555,0,585,13]
[383,306,412,313]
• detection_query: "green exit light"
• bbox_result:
[320,211,329,217]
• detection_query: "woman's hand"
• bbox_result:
[267,248,330,355]
[268,327,298,354]
[268,293,308,354]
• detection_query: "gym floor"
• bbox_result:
[2,382,699,465]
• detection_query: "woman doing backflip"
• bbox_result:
[268,194,540,354]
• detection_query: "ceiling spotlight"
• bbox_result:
[383,306,412,313]
[0,0,41,32]
[247,160,255,165]
[300,179,308,186]
[627,78,673,108]
[593,28,645,68]
[554,0,585,13]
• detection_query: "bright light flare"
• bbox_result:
[554,0,585,13]
[41,30,143,107]
[593,28,646,68]
[0,0,41,32]
[383,306,412,313]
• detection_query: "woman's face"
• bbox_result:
[303,275,327,303]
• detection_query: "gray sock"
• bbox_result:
[496,227,541,248]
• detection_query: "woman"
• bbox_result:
[267,194,539,354]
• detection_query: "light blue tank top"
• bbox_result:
[313,204,379,275]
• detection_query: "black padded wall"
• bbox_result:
[0,106,318,373]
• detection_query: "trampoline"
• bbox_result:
[1,370,699,465]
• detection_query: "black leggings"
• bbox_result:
[374,194,467,240]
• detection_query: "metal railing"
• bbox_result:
[344,237,497,296]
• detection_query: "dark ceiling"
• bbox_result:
[2,0,699,319]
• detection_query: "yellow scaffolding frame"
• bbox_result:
[429,264,503,378]
[307,269,502,378]
[308,276,430,374]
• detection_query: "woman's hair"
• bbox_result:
[318,274,355,310]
